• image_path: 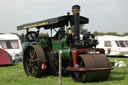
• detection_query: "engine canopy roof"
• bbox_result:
[17,15,89,30]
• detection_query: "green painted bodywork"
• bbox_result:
[61,36,68,48]
[56,48,71,59]
[52,36,70,59]
[53,41,62,51]
[61,48,71,59]
[39,37,49,48]
[37,36,70,60]
[53,35,68,50]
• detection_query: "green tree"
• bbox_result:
[123,32,128,36]
[93,31,105,36]
[105,32,120,36]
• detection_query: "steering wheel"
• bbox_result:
[25,31,39,42]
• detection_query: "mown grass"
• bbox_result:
[0,57,128,85]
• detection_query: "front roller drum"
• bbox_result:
[23,45,46,78]
[69,54,111,82]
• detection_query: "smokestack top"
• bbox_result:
[72,5,80,13]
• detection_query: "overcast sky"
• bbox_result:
[0,0,128,34]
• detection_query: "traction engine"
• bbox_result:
[17,5,112,83]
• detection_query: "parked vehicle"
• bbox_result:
[0,33,23,60]
[124,36,128,39]
[17,5,112,83]
[96,35,128,56]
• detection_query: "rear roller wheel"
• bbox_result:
[23,45,46,77]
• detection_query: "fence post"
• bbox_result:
[59,50,62,85]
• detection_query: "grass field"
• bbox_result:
[0,57,128,85]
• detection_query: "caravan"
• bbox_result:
[0,34,23,60]
[124,36,128,39]
[96,35,128,57]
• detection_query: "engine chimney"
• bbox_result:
[72,5,80,45]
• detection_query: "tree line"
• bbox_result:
[80,28,128,36]
[93,31,128,36]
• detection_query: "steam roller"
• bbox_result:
[17,5,112,83]
[68,50,111,82]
